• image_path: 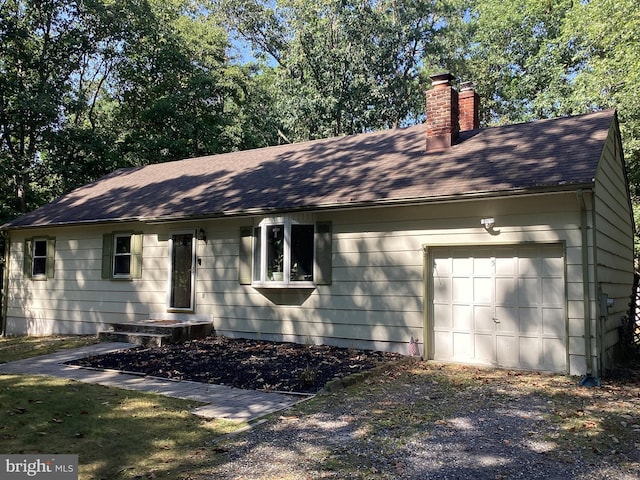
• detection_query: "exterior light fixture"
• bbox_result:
[480,217,495,229]
[198,228,207,242]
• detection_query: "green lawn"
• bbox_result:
[0,335,100,363]
[0,336,245,479]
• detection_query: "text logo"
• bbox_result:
[1,455,78,479]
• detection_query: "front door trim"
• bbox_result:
[167,230,196,312]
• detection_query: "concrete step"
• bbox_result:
[111,322,178,335]
[99,317,215,346]
[98,330,172,347]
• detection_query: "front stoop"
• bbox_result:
[98,314,214,347]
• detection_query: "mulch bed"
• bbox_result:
[67,336,403,393]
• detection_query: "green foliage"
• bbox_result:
[563,0,640,195]
[0,0,262,220]
[217,0,469,140]
[434,0,577,125]
[0,0,104,218]
[1,0,640,251]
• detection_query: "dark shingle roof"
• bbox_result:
[2,110,615,229]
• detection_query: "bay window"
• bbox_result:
[239,218,332,287]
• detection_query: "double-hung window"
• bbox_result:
[113,234,132,277]
[102,232,143,280]
[239,218,332,288]
[32,239,48,277]
[23,237,55,279]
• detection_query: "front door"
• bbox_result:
[169,232,195,311]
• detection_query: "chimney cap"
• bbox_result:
[460,81,475,92]
[430,72,455,89]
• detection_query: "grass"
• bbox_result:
[0,335,100,363]
[2,335,639,478]
[0,336,247,479]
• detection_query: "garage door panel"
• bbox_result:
[543,337,566,371]
[519,337,542,368]
[434,304,452,329]
[473,277,492,303]
[452,305,472,330]
[431,245,566,373]
[452,256,472,275]
[518,278,541,306]
[475,334,494,363]
[519,307,542,334]
[452,332,473,360]
[496,335,518,367]
[496,277,517,305]
[541,254,564,276]
[474,305,494,331]
[433,277,451,302]
[433,256,452,275]
[495,306,518,333]
[474,256,493,272]
[452,277,472,302]
[542,278,564,305]
[495,252,516,275]
[542,308,565,336]
[518,253,539,273]
[434,331,453,360]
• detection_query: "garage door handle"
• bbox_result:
[493,318,500,324]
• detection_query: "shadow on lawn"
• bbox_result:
[0,375,236,479]
[210,363,640,479]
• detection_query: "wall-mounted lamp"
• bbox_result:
[198,228,207,242]
[480,217,495,229]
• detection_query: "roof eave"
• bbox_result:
[0,182,594,230]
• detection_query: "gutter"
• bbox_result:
[0,184,597,231]
[577,189,599,386]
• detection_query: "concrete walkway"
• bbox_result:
[0,342,309,422]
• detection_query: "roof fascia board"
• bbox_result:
[0,184,594,231]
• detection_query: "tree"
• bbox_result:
[1,0,251,219]
[432,0,577,125]
[0,0,107,218]
[216,0,468,141]
[563,0,640,194]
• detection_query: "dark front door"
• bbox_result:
[170,233,194,310]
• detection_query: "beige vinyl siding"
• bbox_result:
[5,224,166,334]
[593,122,635,371]
[198,194,588,361]
[4,190,597,374]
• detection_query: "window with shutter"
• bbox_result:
[24,237,55,280]
[102,232,143,280]
[241,219,331,288]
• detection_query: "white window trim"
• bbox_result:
[252,217,315,288]
[31,238,48,279]
[112,233,132,279]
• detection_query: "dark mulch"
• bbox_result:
[67,336,403,393]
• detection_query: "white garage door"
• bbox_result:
[430,245,566,372]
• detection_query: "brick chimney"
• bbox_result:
[426,74,480,151]
[459,81,480,131]
[426,73,459,151]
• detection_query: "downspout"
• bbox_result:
[577,189,597,384]
[1,230,9,337]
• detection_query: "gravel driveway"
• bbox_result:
[202,362,640,480]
